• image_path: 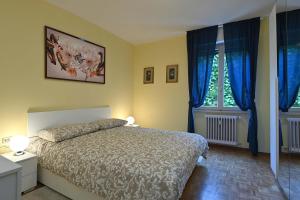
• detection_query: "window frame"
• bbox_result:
[290,89,300,112]
[200,42,240,112]
[288,106,300,113]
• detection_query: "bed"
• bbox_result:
[27,107,208,200]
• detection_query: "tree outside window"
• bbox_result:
[204,44,237,109]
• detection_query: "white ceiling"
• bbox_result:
[46,0,299,44]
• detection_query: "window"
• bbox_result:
[292,90,300,108]
[203,44,237,109]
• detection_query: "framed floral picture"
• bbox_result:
[166,64,178,83]
[45,26,105,84]
[143,67,154,84]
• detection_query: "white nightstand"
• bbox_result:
[2,152,37,193]
[0,156,22,200]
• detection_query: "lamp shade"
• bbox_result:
[126,116,135,125]
[9,135,29,154]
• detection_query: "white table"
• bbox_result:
[0,156,22,200]
[2,152,37,193]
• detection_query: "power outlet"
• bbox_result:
[1,137,11,144]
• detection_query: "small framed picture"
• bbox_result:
[166,64,178,83]
[143,67,154,84]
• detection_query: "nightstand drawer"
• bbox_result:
[18,158,37,176]
[22,173,37,192]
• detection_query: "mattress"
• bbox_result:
[27,126,208,200]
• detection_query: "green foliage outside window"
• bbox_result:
[203,44,300,108]
[204,51,236,108]
[204,54,218,106]
[223,57,236,107]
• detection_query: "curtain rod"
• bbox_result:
[218,17,264,28]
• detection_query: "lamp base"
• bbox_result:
[14,151,25,156]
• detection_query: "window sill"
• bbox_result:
[193,107,247,115]
[279,110,300,117]
[287,107,300,112]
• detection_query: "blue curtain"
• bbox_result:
[224,18,260,155]
[277,9,300,149]
[187,26,218,132]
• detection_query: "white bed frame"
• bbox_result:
[27,106,112,200]
[28,106,111,137]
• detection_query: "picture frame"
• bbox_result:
[143,67,154,84]
[45,26,105,84]
[166,64,178,83]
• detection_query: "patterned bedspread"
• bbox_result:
[27,126,208,200]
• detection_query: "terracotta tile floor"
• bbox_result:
[181,145,285,200]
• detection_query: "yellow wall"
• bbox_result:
[0,0,272,153]
[256,18,270,153]
[133,18,271,152]
[133,36,188,131]
[0,0,134,138]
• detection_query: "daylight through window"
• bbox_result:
[204,44,236,108]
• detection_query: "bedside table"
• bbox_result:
[2,152,37,193]
[0,156,22,200]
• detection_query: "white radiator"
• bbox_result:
[205,115,238,146]
[287,118,300,153]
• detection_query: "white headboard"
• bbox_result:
[27,106,111,137]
